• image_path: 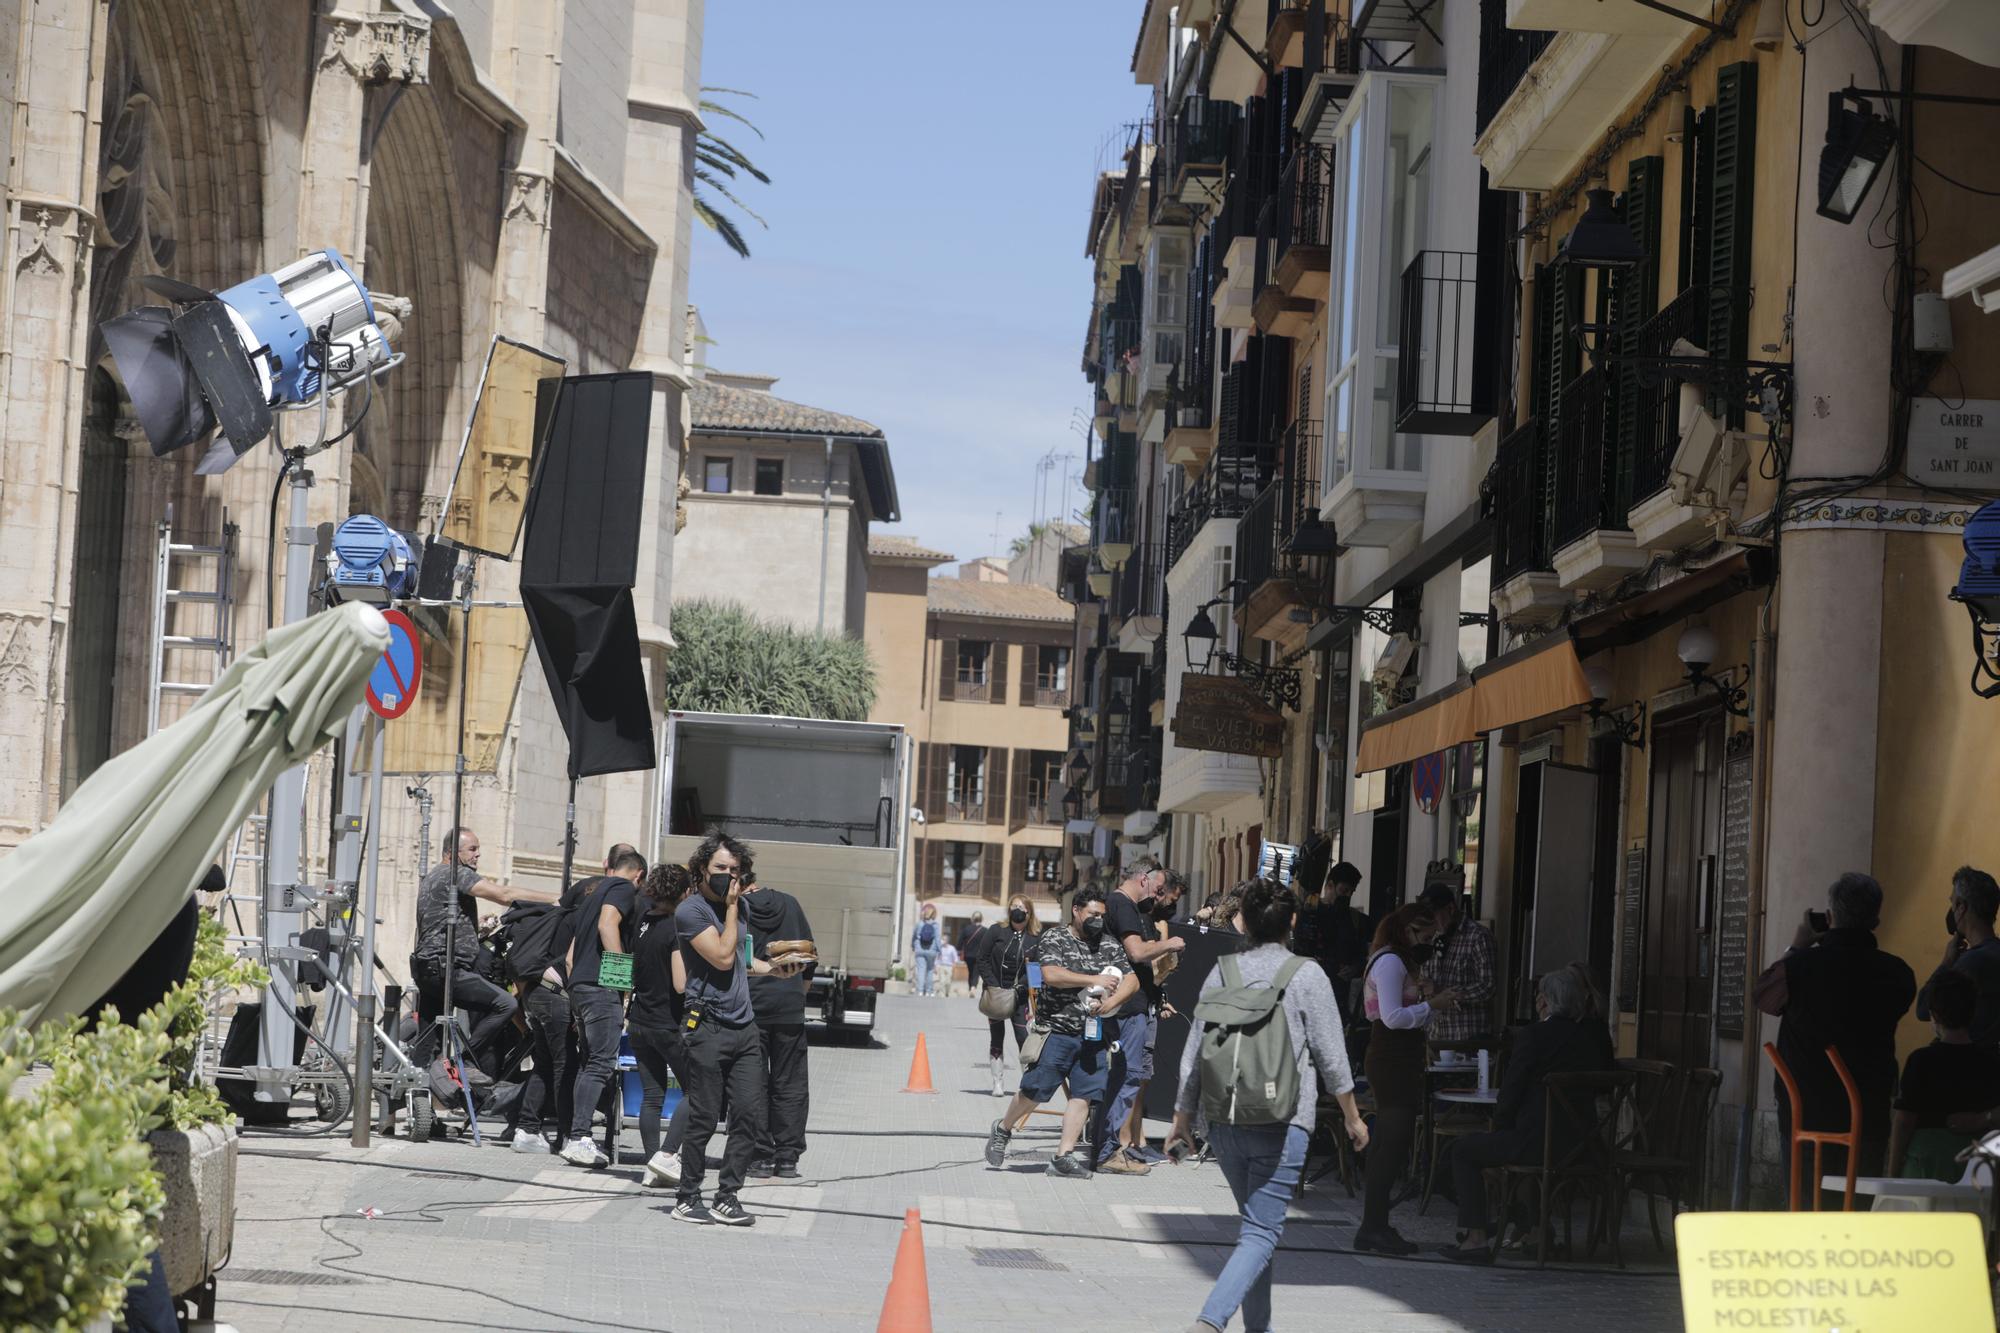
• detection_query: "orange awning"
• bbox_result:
[1354,633,1593,774]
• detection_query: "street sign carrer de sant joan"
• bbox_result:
[1172,672,1285,758]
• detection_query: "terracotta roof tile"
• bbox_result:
[688,378,883,439]
[869,535,956,563]
[927,578,1074,623]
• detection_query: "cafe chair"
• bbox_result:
[1764,1042,1863,1212]
[1615,1064,1723,1251]
[1494,1069,1636,1268]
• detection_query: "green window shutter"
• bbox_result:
[1529,262,1555,429]
[1612,156,1665,520]
[1543,265,1582,557]
[1707,62,1757,427]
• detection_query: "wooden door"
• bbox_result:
[1640,710,1725,1071]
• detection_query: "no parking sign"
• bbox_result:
[365,608,422,720]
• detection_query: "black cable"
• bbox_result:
[1912,151,2000,199]
[233,986,357,1140]
[265,452,293,628]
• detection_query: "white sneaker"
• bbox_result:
[511,1133,551,1155]
[644,1149,683,1187]
[559,1137,606,1168]
[990,1057,1005,1097]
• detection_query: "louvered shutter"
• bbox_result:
[915,743,932,822]
[922,838,944,896]
[1542,266,1582,562]
[1707,62,1757,428]
[1010,747,1030,832]
[988,639,1009,707]
[1611,157,1665,519]
[923,742,948,825]
[1529,263,1554,429]
[983,843,1005,899]
[986,747,1009,825]
[937,636,957,701]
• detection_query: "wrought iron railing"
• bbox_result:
[1550,366,1622,548]
[1494,417,1550,585]
[1167,448,1272,569]
[1476,0,1555,138]
[1628,283,1712,503]
[1113,540,1165,622]
[1236,419,1326,596]
[1396,250,1491,434]
[1257,144,1333,293]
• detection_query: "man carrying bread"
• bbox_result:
[743,870,818,1180]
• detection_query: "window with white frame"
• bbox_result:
[1149,233,1188,368]
[947,746,987,821]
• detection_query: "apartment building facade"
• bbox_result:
[1067,0,2000,1202]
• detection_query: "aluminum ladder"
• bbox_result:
[146,505,238,735]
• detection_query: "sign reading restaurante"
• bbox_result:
[1172,673,1285,758]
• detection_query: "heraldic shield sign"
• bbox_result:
[1172,672,1285,758]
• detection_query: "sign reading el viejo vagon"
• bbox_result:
[1906,397,2000,482]
[1173,673,1285,758]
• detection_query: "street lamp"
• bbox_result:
[1183,602,1220,672]
[1676,625,1749,717]
[1559,188,1645,269]
[1817,91,1896,225]
[1583,665,1646,749]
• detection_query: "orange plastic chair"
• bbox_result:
[1764,1042,1863,1211]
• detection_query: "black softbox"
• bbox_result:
[520,372,655,779]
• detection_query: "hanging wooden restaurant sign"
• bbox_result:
[1172,673,1285,758]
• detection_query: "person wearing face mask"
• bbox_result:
[984,887,1139,1177]
[671,830,802,1226]
[977,896,1039,1096]
[1918,866,2000,1047]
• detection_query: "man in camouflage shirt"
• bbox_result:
[983,887,1139,1177]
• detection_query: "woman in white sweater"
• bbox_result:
[1167,879,1369,1333]
[1355,903,1458,1255]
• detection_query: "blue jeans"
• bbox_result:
[1093,1010,1152,1164]
[1200,1122,1308,1333]
[913,950,938,995]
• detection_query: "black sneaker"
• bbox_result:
[1046,1151,1093,1178]
[774,1163,803,1180]
[745,1160,776,1179]
[671,1200,713,1225]
[984,1119,1013,1168]
[710,1196,755,1227]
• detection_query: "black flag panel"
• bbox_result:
[519,371,655,779]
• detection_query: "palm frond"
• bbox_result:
[696,134,772,184]
[697,97,768,141]
[693,193,751,258]
[692,87,771,260]
[693,167,768,228]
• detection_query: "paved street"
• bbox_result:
[219,995,1684,1332]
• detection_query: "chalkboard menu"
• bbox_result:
[1618,847,1646,1013]
[1714,735,1756,1039]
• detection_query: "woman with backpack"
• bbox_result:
[977,894,1038,1096]
[911,902,942,997]
[630,863,695,1188]
[1355,902,1458,1256]
[1166,878,1367,1333]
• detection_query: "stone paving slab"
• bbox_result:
[215,993,1685,1332]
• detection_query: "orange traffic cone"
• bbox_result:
[876,1208,932,1333]
[901,1032,937,1094]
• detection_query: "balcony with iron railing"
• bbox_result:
[1475,0,1555,140]
[1167,446,1272,571]
[1113,539,1166,626]
[1154,94,1238,223]
[1253,145,1333,338]
[1238,420,1333,648]
[1493,416,1549,588]
[1549,367,1619,550]
[1396,250,1493,436]
[1628,282,1711,504]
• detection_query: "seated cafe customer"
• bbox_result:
[1890,969,2000,1181]
[1441,966,1615,1264]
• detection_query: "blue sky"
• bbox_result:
[690,3,1149,570]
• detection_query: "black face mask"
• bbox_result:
[1010,908,1028,925]
[1079,917,1106,946]
[707,872,733,899]
[1949,907,1962,936]
[1152,901,1177,921]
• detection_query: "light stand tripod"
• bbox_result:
[435,550,486,1146]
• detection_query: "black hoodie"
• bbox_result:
[743,886,817,1025]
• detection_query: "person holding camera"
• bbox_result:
[1753,872,1916,1188]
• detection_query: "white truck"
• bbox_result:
[655,711,911,1033]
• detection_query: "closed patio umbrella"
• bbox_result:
[0,602,390,1025]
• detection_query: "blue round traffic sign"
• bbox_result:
[366,608,422,720]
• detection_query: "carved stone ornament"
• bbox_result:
[319,12,432,86]
[91,9,176,355]
[15,205,87,285]
[0,614,43,696]
[503,171,552,226]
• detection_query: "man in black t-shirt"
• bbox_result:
[1092,856,1184,1173]
[558,847,645,1168]
[410,827,557,1068]
[744,876,817,1179]
[1892,969,2000,1177]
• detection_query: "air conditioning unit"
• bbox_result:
[1371,632,1417,696]
[1669,379,1747,509]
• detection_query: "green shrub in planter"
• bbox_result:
[0,1010,169,1333]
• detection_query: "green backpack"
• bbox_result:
[1194,954,1307,1126]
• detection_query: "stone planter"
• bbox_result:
[147,1120,237,1298]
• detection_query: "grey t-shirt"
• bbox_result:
[675,893,754,1028]
[413,863,481,966]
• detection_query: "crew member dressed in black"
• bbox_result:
[631,863,695,1188]
[410,827,557,1068]
[744,872,817,1179]
[559,847,645,1168]
[673,831,804,1225]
